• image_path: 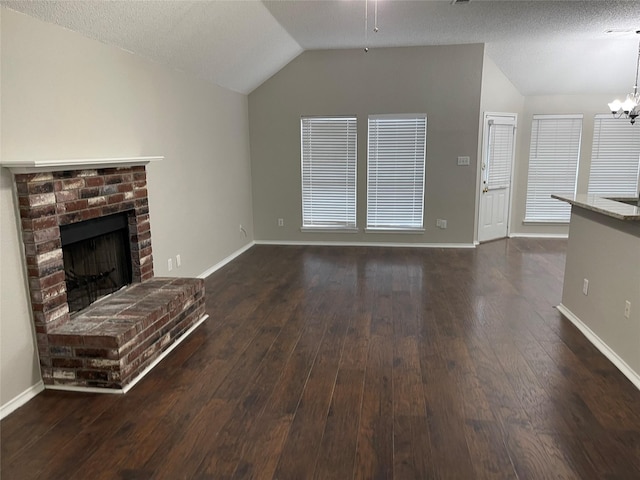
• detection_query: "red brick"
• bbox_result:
[85,358,120,370]
[21,204,57,219]
[28,182,55,195]
[59,211,84,225]
[81,207,102,221]
[42,302,69,323]
[79,187,100,199]
[27,261,64,280]
[74,348,119,360]
[55,190,78,203]
[52,369,76,380]
[101,204,121,216]
[29,283,66,304]
[28,193,57,207]
[33,227,61,243]
[42,292,68,313]
[133,188,148,199]
[105,175,124,185]
[52,358,84,368]
[87,196,107,207]
[107,193,125,204]
[84,176,104,187]
[30,270,66,290]
[83,336,119,348]
[20,172,54,182]
[61,178,85,190]
[32,215,59,231]
[25,238,61,256]
[63,199,89,213]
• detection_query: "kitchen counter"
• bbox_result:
[554,194,640,390]
[551,194,640,221]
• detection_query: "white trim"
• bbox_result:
[522,220,570,225]
[508,232,568,239]
[0,381,45,420]
[300,227,360,233]
[1,156,163,174]
[364,228,426,234]
[477,112,518,243]
[198,242,255,279]
[255,240,476,249]
[533,114,584,120]
[556,304,640,391]
[45,385,126,395]
[45,314,209,395]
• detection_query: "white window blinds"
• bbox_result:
[525,114,582,223]
[588,115,640,197]
[486,119,516,189]
[367,114,427,230]
[301,116,357,229]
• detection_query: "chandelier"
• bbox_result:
[608,32,640,125]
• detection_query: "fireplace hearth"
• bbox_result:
[4,158,207,391]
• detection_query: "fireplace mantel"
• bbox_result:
[1,156,163,174]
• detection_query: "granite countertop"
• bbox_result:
[552,194,640,221]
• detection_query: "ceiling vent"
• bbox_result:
[451,0,471,4]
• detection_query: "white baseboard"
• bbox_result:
[198,242,255,279]
[0,380,45,420]
[45,314,210,395]
[254,240,476,249]
[509,232,568,239]
[556,304,640,391]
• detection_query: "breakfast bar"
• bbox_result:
[552,194,640,390]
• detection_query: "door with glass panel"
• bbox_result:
[478,113,517,242]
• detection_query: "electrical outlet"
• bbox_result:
[168,258,173,272]
[624,300,631,319]
[582,278,589,296]
[278,218,284,227]
[176,254,181,268]
[436,219,447,229]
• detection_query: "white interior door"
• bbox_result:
[478,113,517,243]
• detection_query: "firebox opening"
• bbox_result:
[60,212,133,313]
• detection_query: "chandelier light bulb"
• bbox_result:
[608,99,622,112]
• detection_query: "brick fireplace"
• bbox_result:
[5,158,206,392]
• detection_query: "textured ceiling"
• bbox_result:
[2,0,640,96]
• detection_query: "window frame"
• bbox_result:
[366,113,427,232]
[524,114,583,224]
[300,115,358,232]
[588,114,640,198]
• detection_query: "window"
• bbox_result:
[525,114,583,223]
[588,115,640,197]
[367,114,427,230]
[301,116,357,230]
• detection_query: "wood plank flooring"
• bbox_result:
[3,238,640,479]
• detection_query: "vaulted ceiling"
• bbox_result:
[2,0,639,96]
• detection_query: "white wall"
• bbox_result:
[0,8,254,411]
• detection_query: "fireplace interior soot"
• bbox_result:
[61,212,133,313]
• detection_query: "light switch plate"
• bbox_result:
[457,156,470,166]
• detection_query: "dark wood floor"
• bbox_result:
[3,239,640,479]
